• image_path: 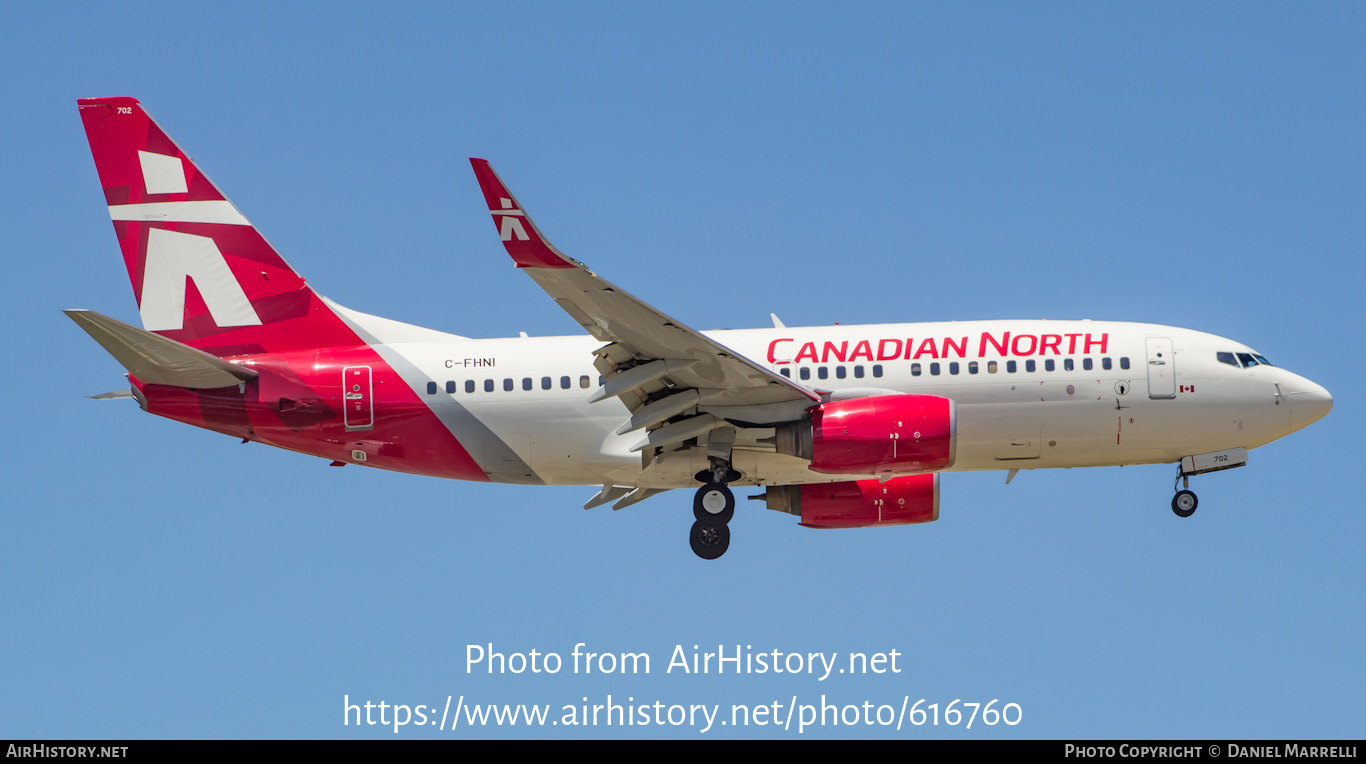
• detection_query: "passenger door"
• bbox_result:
[1145,337,1176,399]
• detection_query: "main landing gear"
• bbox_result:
[689,459,738,560]
[1171,469,1198,518]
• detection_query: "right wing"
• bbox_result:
[469,159,818,453]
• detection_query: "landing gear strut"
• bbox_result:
[1171,470,1198,518]
[690,458,737,559]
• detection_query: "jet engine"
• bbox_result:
[770,394,955,474]
[754,474,939,528]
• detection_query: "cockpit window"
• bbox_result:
[1220,351,1275,368]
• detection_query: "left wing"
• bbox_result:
[469,159,817,453]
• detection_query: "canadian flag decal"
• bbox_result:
[1180,385,1196,393]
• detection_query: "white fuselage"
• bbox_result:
[372,319,1330,487]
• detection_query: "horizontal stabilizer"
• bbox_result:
[90,388,134,400]
[65,309,257,389]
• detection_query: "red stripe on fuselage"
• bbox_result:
[133,342,489,481]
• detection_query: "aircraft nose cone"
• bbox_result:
[1289,381,1333,433]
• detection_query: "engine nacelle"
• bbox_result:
[756,474,940,529]
[772,394,956,475]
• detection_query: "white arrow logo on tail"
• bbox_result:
[139,228,262,331]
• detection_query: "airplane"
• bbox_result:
[69,97,1334,559]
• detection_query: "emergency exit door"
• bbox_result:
[344,365,374,430]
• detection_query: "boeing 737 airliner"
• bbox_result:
[69,98,1333,558]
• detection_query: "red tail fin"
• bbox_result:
[78,97,354,356]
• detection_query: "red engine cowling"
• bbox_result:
[773,394,955,474]
[756,474,940,529]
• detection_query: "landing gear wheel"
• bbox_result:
[690,521,730,560]
[693,482,735,526]
[1172,490,1198,518]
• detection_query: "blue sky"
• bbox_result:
[3,2,1362,739]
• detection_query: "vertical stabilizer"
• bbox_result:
[77,97,354,356]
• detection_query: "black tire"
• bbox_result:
[693,482,735,525]
[689,521,730,560]
[1172,490,1198,518]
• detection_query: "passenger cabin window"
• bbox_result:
[969,361,979,375]
[466,380,476,393]
[1025,360,1036,372]
[485,379,494,392]
[1120,357,1130,370]
[426,381,437,395]
[800,367,811,380]
[542,376,552,390]
[835,366,847,379]
[1102,358,1113,371]
[780,367,791,378]
[446,381,456,394]
[987,361,998,374]
[949,362,960,375]
[561,376,571,389]
[854,366,865,379]
[911,363,922,377]
[503,378,514,392]
[873,365,883,378]
[817,367,829,380]
[1007,360,1017,373]
[1063,358,1074,372]
[581,376,592,389]
[930,362,941,376]
[1083,358,1093,371]
[1044,359,1055,372]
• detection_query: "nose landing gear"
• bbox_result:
[1168,449,1248,518]
[1172,489,1198,517]
[1171,470,1198,518]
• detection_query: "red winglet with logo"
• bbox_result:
[469,158,578,269]
[466,159,820,409]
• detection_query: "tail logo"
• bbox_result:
[137,151,188,195]
[140,228,262,331]
[493,197,529,242]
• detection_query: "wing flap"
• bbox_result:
[65,309,257,389]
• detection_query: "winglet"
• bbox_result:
[469,159,578,269]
